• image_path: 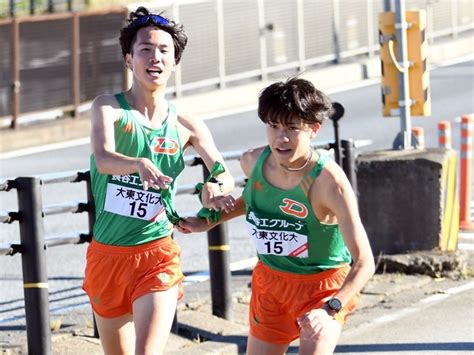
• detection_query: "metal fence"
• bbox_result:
[0,8,127,124]
[0,137,363,353]
[1,0,473,127]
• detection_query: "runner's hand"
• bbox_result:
[201,182,235,213]
[137,158,173,191]
[297,308,340,340]
[177,217,213,234]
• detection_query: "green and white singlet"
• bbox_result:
[243,146,352,274]
[90,93,185,246]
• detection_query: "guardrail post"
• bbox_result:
[341,139,357,196]
[84,171,95,240]
[83,172,100,339]
[201,165,233,321]
[207,222,233,320]
[16,177,52,355]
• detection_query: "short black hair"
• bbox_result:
[119,6,188,64]
[258,77,333,126]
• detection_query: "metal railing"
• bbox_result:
[1,0,473,127]
[0,102,370,353]
[0,140,368,354]
[0,173,92,354]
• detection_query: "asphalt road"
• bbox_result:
[334,279,474,354]
[0,59,473,327]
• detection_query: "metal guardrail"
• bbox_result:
[45,231,90,248]
[0,132,370,354]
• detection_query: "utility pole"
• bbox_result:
[393,0,412,149]
[380,0,430,148]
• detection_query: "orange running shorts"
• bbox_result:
[82,236,184,318]
[249,261,359,344]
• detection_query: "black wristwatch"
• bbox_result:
[208,177,222,185]
[208,177,223,192]
[325,298,342,313]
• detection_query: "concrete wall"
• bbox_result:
[356,148,455,255]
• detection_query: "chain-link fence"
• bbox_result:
[0,0,473,127]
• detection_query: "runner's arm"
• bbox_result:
[91,95,171,190]
[177,195,246,233]
[178,114,235,212]
[177,147,261,233]
[317,162,375,308]
[182,114,234,193]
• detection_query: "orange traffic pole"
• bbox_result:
[460,115,474,230]
[412,127,424,149]
[438,121,451,149]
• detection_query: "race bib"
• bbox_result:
[104,182,166,222]
[246,222,309,258]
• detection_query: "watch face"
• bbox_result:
[328,298,342,311]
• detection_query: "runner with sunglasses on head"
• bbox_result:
[82,7,235,354]
[179,77,375,355]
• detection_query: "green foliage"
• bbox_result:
[0,0,146,18]
[1,0,49,17]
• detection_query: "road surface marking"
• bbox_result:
[183,257,258,285]
[343,280,474,336]
[0,137,90,160]
[2,56,472,159]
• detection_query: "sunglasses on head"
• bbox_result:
[130,14,169,28]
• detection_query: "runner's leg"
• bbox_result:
[133,285,179,354]
[246,334,289,355]
[299,318,341,355]
[93,312,134,354]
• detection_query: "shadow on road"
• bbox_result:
[333,342,474,352]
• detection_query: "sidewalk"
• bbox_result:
[1,34,472,155]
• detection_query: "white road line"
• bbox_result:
[343,280,474,336]
[183,271,212,284]
[0,137,90,160]
[196,78,381,120]
[430,53,474,69]
[198,104,258,121]
[183,257,258,286]
[458,231,474,240]
[458,243,474,251]
[229,256,258,271]
[458,230,474,251]
[2,56,472,160]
